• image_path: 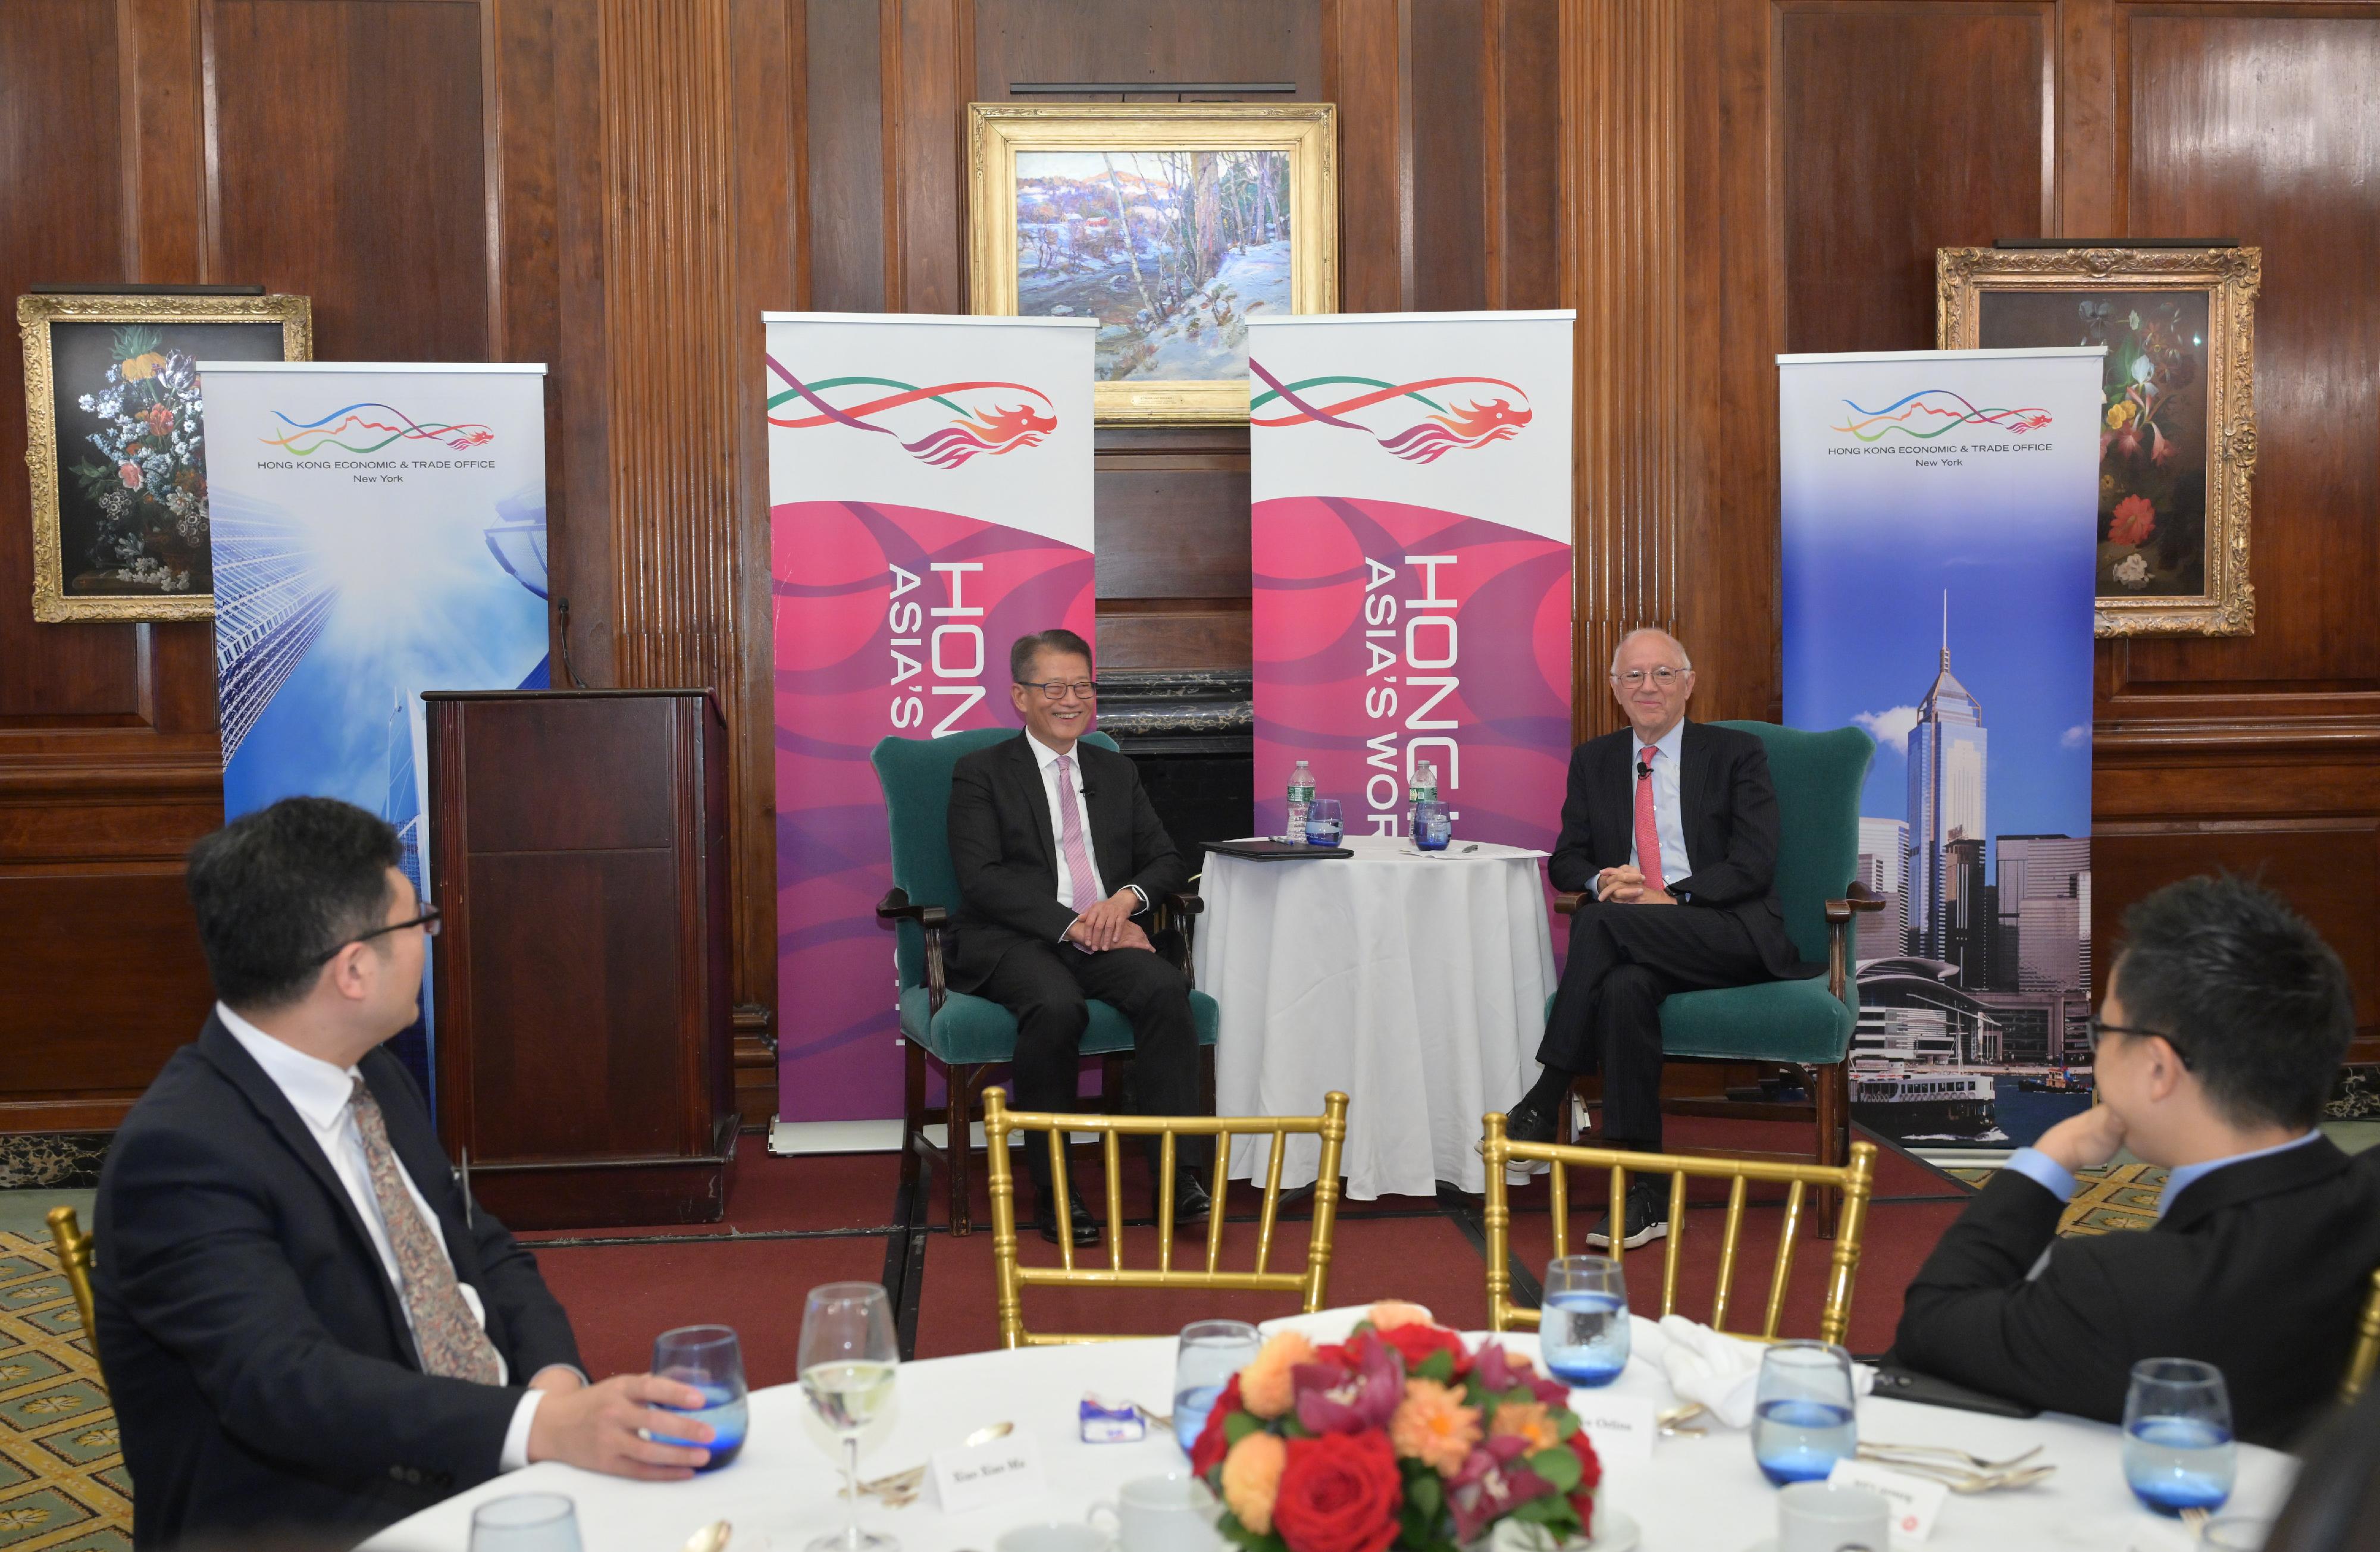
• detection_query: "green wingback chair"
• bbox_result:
[871,729,1220,1235]
[1551,720,1881,1233]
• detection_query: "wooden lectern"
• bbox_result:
[424,689,735,1229]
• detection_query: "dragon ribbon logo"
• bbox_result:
[261,403,494,456]
[1831,390,2052,441]
[1248,359,1532,463]
[766,356,1056,469]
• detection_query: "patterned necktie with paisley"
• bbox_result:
[348,1077,503,1383]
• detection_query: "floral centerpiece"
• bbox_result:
[71,326,209,594]
[1189,1303,1602,1552]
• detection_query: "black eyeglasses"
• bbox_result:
[2086,1017,2191,1068]
[1017,679,1100,701]
[306,905,442,968]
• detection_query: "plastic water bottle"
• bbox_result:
[1286,761,1315,843]
[1407,761,1438,835]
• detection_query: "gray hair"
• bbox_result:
[1608,628,1693,676]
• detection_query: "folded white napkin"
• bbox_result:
[1627,1313,1875,1429]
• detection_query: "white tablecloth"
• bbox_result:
[365,1330,2297,1552]
[1192,833,1557,1198]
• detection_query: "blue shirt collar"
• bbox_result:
[2157,1129,2325,1217]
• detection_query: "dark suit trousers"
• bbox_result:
[979,938,1205,1180]
[1536,901,1769,1147]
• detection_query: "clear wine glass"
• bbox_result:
[800,1282,901,1552]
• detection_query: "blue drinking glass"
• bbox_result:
[652,1323,749,1470]
[1751,1340,1859,1486]
[2124,1358,2235,1515]
[1173,1319,1261,1458]
[1414,800,1451,851]
[1304,798,1344,846]
[1539,1255,1629,1386]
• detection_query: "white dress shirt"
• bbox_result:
[1024,732,1147,936]
[1602,719,1692,893]
[217,1003,547,1471]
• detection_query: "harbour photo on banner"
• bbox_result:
[765,312,1095,1124]
[1779,346,2102,1152]
[201,362,552,1099]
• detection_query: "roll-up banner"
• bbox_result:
[765,312,1096,1123]
[1246,309,1575,854]
[1778,346,2101,1153]
[199,362,552,1098]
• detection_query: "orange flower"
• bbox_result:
[1490,1400,1560,1453]
[2109,494,2157,547]
[1239,1330,1315,1419]
[1366,1301,1432,1332]
[120,352,168,382]
[1221,1431,1288,1534]
[1391,1378,1482,1474]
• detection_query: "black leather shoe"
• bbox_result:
[1160,1170,1211,1225]
[1584,1180,1668,1251]
[1504,1096,1559,1145]
[1036,1191,1101,1247]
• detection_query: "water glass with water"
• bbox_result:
[1304,798,1344,846]
[651,1323,748,1471]
[1173,1319,1262,1458]
[1414,799,1451,851]
[1539,1255,1630,1386]
[1752,1341,1859,1485]
[2124,1357,2235,1515]
[469,1493,583,1552]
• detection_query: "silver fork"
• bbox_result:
[1860,1439,2044,1472]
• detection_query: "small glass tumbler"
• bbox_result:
[1540,1255,1630,1386]
[1751,1340,1859,1486]
[1304,798,1344,846]
[469,1494,583,1552]
[2124,1357,2236,1516]
[1414,800,1452,851]
[1173,1319,1262,1459]
[652,1322,749,1471]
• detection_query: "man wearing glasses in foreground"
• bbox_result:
[95,798,715,1548]
[1894,874,2380,1446]
[947,629,1206,1246]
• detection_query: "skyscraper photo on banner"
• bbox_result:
[765,313,1095,1123]
[201,362,552,1098]
[1780,347,2101,1152]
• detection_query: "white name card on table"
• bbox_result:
[1825,1459,1947,1545]
[930,1428,1047,1515]
[1568,1391,1657,1463]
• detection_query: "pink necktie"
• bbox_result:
[1633,747,1667,893]
[1054,754,1101,912]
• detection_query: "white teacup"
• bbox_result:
[1777,1481,1892,1552]
[997,1523,1113,1552]
[1087,1473,1223,1552]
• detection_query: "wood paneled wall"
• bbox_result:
[7,0,2378,1133]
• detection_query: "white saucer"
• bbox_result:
[1587,1508,1642,1551]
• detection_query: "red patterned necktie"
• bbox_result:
[349,1077,503,1383]
[1633,746,1667,893]
[1054,753,1101,913]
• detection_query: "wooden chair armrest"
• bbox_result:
[1151,889,1203,982]
[1554,891,1589,915]
[876,889,951,1011]
[1823,882,1889,925]
[1823,882,1887,1000]
[1159,890,1204,916]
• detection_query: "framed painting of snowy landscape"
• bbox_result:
[967,102,1336,423]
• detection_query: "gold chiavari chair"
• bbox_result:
[45,1205,102,1387]
[1480,1112,1875,1347]
[982,1087,1350,1348]
[2343,1266,2380,1406]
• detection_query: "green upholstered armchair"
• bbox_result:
[1552,721,1882,1234]
[870,729,1219,1235]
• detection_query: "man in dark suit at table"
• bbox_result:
[1894,875,2380,1447]
[947,628,1206,1247]
[94,797,716,1548]
[1504,627,1821,1249]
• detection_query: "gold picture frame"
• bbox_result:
[967,102,1337,424]
[1937,246,2258,637]
[20,290,312,622]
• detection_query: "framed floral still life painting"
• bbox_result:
[19,290,312,622]
[1938,246,2258,636]
[967,102,1336,423]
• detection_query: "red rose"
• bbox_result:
[1191,1373,1243,1477]
[1273,1431,1404,1552]
[1374,1320,1470,1377]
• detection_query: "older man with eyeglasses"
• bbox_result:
[1505,628,1825,1250]
[944,628,1205,1247]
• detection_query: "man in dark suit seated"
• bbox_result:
[95,797,717,1548]
[1505,627,1821,1249]
[947,628,1207,1246]
[1894,874,2380,1446]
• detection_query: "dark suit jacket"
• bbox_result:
[1893,1138,2380,1447]
[94,1014,583,1548]
[1546,720,1813,979]
[945,732,1188,990]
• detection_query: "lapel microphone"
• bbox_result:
[1636,755,1653,782]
